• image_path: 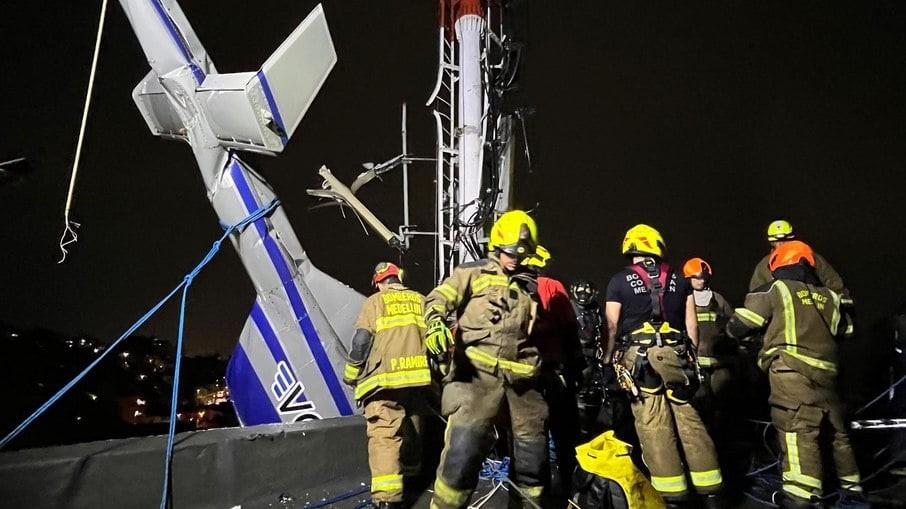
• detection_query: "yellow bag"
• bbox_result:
[573,431,665,509]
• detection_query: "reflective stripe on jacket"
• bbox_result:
[733,280,841,385]
[693,290,735,359]
[424,256,539,381]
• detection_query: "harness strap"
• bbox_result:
[628,262,670,324]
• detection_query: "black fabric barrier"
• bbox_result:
[0,416,369,509]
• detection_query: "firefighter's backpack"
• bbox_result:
[570,431,665,509]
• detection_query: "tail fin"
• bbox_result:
[224,157,365,424]
[227,268,364,425]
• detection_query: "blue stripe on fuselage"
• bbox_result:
[149,0,206,83]
[226,344,281,426]
[228,158,353,416]
[250,301,308,402]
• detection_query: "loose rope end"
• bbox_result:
[57,219,81,264]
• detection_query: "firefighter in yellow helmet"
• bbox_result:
[727,241,862,508]
[343,262,432,509]
[603,225,723,508]
[749,220,845,293]
[424,210,548,509]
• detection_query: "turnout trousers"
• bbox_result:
[621,346,722,500]
[767,358,861,502]
[430,369,549,509]
[364,389,429,503]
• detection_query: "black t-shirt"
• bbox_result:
[605,264,692,338]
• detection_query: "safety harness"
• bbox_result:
[617,261,699,403]
[624,261,682,348]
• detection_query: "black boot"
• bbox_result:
[701,492,725,509]
[839,489,870,508]
[776,491,824,509]
[663,495,689,508]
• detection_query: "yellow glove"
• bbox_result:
[425,319,453,356]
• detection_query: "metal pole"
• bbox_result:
[401,103,410,249]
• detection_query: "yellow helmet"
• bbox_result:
[488,210,538,258]
[522,245,551,268]
[622,224,665,258]
[766,219,795,242]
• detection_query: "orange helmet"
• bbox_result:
[682,257,713,279]
[372,262,403,286]
[768,240,815,272]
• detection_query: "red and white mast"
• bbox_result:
[427,0,510,281]
[454,0,484,253]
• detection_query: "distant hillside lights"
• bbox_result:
[195,380,230,406]
[2,322,239,443]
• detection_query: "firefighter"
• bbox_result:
[727,241,863,508]
[570,281,605,386]
[423,210,548,509]
[603,225,723,508]
[569,280,619,439]
[682,258,736,428]
[343,262,432,509]
[749,220,845,293]
[526,249,583,494]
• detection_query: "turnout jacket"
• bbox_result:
[728,278,842,388]
[344,283,431,401]
[424,255,540,381]
[693,289,735,363]
[749,252,844,293]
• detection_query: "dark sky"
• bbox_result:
[2,1,906,358]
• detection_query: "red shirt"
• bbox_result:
[534,276,578,366]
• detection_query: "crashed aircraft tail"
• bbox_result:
[120,0,363,423]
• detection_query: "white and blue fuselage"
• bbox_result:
[119,0,363,424]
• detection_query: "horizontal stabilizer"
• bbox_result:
[132,70,187,141]
[195,4,336,154]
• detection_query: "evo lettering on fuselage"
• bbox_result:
[272,361,321,421]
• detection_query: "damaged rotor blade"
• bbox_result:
[311,166,404,250]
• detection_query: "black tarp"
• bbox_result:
[0,417,369,509]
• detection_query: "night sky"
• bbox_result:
[2,1,906,367]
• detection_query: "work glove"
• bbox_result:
[425,319,453,356]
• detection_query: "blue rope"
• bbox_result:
[305,486,371,508]
[0,199,279,503]
[479,456,511,481]
[155,198,279,509]
[159,283,190,509]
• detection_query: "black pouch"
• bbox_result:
[571,468,630,509]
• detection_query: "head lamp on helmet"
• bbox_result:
[767,219,795,242]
